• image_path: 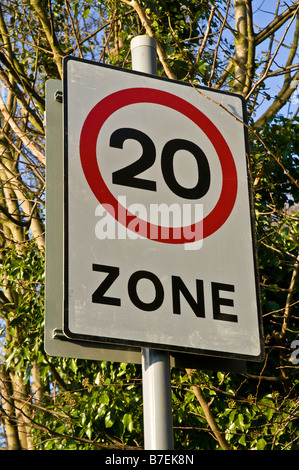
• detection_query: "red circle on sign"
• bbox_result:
[79,88,237,243]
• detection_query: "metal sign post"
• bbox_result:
[131,35,174,450]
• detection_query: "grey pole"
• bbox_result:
[131,35,174,451]
[141,348,174,450]
[131,35,157,75]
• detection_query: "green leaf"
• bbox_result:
[235,413,245,431]
[83,6,90,19]
[105,411,115,428]
[123,413,133,432]
[69,358,78,374]
[256,438,267,450]
[24,364,33,384]
[99,391,110,405]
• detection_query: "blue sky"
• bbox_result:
[251,0,299,119]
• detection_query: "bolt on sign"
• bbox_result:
[63,56,264,362]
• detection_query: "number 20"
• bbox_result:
[110,128,211,200]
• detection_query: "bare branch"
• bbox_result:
[120,0,177,79]
[0,95,45,165]
[186,369,232,450]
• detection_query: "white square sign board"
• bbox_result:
[63,56,263,361]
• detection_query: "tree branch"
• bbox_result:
[254,11,299,126]
[280,248,299,340]
[0,94,45,165]
[255,0,299,45]
[120,0,177,79]
[29,0,64,78]
[186,369,231,450]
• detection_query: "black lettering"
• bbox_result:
[111,129,211,199]
[161,138,211,199]
[128,270,164,311]
[211,282,238,322]
[92,264,120,306]
[172,276,205,317]
[111,128,156,191]
[91,264,238,324]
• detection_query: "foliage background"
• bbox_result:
[0,0,298,450]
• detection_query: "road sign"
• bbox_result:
[63,56,263,361]
[44,79,142,364]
